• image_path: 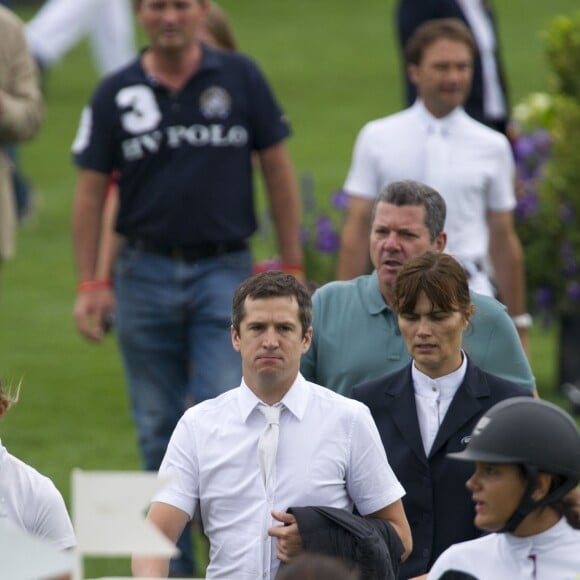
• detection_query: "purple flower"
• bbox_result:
[531,129,552,156]
[566,281,580,302]
[331,189,349,211]
[315,216,340,253]
[513,134,536,162]
[534,286,553,309]
[560,203,575,224]
[515,191,539,219]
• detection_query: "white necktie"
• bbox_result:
[424,123,449,193]
[257,403,282,487]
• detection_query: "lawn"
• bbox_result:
[0,1,578,577]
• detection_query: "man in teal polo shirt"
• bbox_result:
[300,179,536,396]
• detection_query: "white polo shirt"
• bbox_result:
[344,101,515,295]
[0,440,76,549]
[428,517,580,579]
[155,374,405,580]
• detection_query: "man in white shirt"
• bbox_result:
[132,271,412,579]
[337,18,527,344]
[397,0,509,133]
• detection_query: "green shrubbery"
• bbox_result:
[514,12,580,321]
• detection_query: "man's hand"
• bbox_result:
[73,286,114,342]
[268,510,302,563]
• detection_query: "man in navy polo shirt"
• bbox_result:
[71,1,303,574]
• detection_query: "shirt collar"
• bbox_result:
[135,42,222,86]
[412,350,468,399]
[365,271,393,316]
[412,99,466,134]
[238,373,309,423]
[504,517,572,554]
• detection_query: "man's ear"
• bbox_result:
[301,327,313,353]
[407,64,419,86]
[434,232,447,252]
[231,325,241,353]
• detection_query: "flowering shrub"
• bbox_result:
[254,172,347,288]
[512,12,580,322]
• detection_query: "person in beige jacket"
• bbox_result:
[0,5,43,265]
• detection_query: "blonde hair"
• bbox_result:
[0,379,21,413]
[203,1,237,52]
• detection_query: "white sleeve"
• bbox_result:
[153,414,199,518]
[486,135,516,212]
[346,403,405,515]
[343,123,383,200]
[30,478,76,550]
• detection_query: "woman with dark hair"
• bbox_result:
[428,397,580,579]
[352,252,531,579]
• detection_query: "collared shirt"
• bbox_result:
[413,354,468,455]
[72,44,290,245]
[0,440,76,549]
[344,101,515,292]
[456,0,506,120]
[428,517,580,579]
[300,272,536,395]
[155,374,405,579]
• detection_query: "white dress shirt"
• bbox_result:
[413,354,467,455]
[344,101,516,296]
[428,517,580,579]
[155,374,405,579]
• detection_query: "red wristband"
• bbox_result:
[77,279,113,293]
[281,264,304,275]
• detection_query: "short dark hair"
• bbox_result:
[394,252,471,315]
[275,553,360,580]
[372,180,446,242]
[231,271,312,337]
[405,18,477,66]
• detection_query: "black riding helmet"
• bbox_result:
[448,396,580,533]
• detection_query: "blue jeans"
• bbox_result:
[114,243,251,574]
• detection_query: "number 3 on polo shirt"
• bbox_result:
[117,85,161,134]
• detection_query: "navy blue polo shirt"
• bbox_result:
[72,45,291,245]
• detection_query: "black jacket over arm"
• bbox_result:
[286,506,404,580]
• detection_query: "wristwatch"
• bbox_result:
[511,313,533,329]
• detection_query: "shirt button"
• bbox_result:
[422,548,430,557]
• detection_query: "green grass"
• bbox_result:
[1,1,578,577]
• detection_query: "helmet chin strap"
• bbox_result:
[498,466,579,534]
